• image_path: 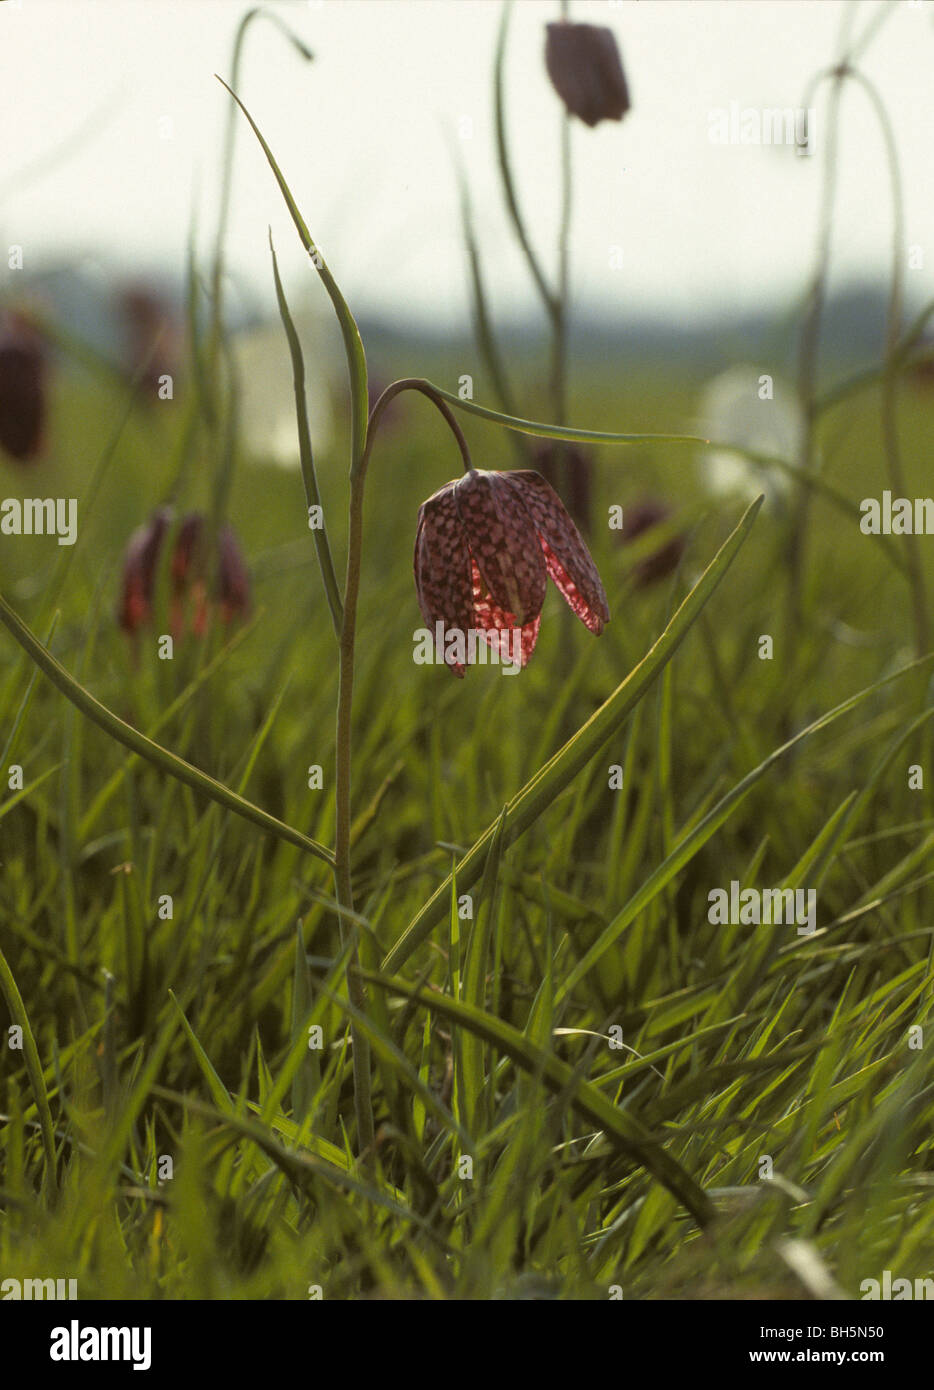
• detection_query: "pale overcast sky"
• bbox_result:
[2,0,933,328]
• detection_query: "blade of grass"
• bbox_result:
[558,653,934,1004]
[216,76,368,474]
[0,942,57,1191]
[0,591,334,867]
[269,230,343,637]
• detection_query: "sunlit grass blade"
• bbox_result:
[269,231,343,637]
[216,76,369,472]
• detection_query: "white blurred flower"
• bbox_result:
[231,312,335,468]
[696,366,804,508]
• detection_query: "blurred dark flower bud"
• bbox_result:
[0,313,47,463]
[117,507,173,633]
[618,497,686,587]
[545,21,630,128]
[118,509,249,642]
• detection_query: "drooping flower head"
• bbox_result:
[0,312,47,464]
[414,468,609,676]
[545,21,630,128]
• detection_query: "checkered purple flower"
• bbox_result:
[414,468,609,677]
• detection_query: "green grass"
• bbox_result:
[2,328,934,1298]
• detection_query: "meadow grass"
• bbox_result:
[1,336,934,1298]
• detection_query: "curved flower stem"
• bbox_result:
[335,378,475,1159]
[220,75,376,1160]
[335,483,374,1159]
[365,379,474,478]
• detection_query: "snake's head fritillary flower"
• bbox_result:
[545,21,630,129]
[531,442,594,534]
[0,313,46,464]
[617,497,686,588]
[414,468,609,677]
[118,510,249,641]
[117,506,172,634]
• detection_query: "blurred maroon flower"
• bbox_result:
[531,442,594,534]
[414,468,609,676]
[0,313,47,463]
[618,498,686,588]
[117,507,172,634]
[170,514,205,591]
[118,508,249,640]
[545,21,630,128]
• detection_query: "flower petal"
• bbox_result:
[414,481,474,676]
[453,470,546,624]
[470,558,541,667]
[504,470,610,633]
[117,507,172,633]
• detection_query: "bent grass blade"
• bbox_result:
[0,592,335,868]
